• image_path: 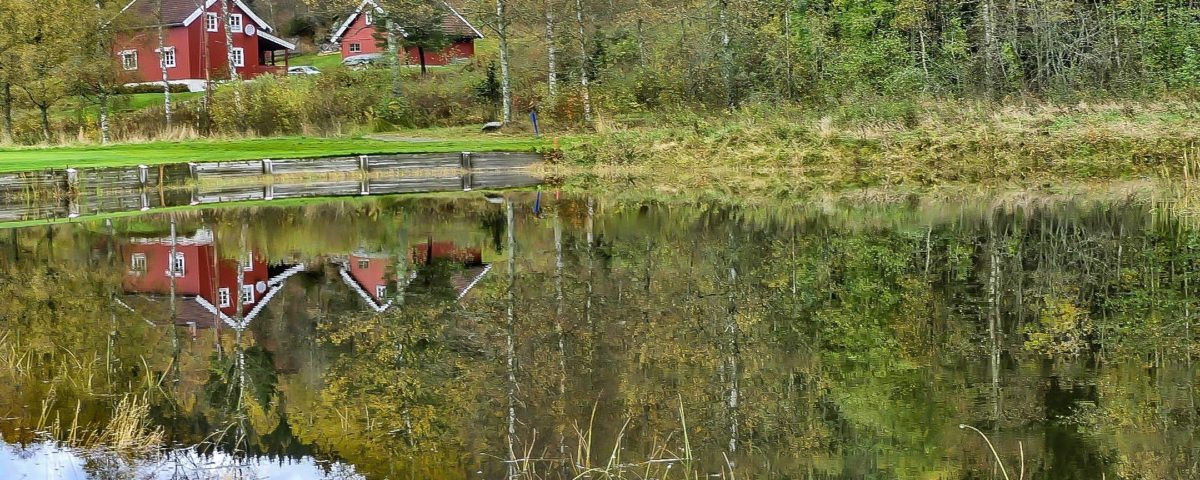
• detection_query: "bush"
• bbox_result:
[116,84,191,94]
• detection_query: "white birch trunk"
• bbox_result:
[98,93,110,144]
[981,0,997,92]
[496,0,512,123]
[220,0,241,108]
[96,1,111,144]
[387,19,402,99]
[157,0,172,129]
[545,0,557,99]
[719,0,734,109]
[575,0,592,124]
[504,200,518,479]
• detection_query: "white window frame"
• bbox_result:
[218,288,231,308]
[206,12,219,32]
[156,46,176,68]
[242,251,254,271]
[357,258,369,269]
[229,14,243,33]
[349,43,362,53]
[119,50,138,71]
[169,252,185,277]
[375,285,386,298]
[364,12,373,25]
[231,48,245,67]
[130,253,147,272]
[241,285,255,304]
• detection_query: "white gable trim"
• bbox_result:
[456,263,492,300]
[329,0,481,43]
[182,0,273,32]
[257,30,297,50]
[196,263,305,330]
[340,265,393,312]
[330,0,384,43]
[443,2,484,39]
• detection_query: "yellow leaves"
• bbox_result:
[1023,295,1094,357]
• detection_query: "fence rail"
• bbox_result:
[0,151,543,226]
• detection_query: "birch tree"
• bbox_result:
[220,0,242,107]
[544,0,557,99]
[574,0,591,124]
[157,0,172,128]
[16,0,80,141]
[0,0,25,143]
[495,0,512,123]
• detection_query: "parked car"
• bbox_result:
[342,53,384,69]
[287,66,321,75]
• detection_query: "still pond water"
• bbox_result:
[0,191,1198,479]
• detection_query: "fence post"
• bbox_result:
[359,155,370,172]
[264,184,275,200]
[262,159,273,175]
[138,165,149,186]
[188,162,198,181]
[461,152,473,169]
[360,179,370,196]
[140,191,151,211]
[461,173,474,192]
[65,168,79,190]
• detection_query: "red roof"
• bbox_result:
[122,0,204,26]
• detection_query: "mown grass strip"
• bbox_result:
[0,136,548,173]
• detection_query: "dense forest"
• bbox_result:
[0,0,1198,143]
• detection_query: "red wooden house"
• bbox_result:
[121,229,304,329]
[115,0,295,92]
[329,0,482,67]
[340,240,489,311]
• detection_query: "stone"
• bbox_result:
[481,121,503,132]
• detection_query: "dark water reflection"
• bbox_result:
[0,192,1198,479]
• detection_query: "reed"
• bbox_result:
[500,398,714,480]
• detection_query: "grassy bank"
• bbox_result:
[563,100,1200,196]
[0,134,547,173]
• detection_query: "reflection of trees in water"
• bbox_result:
[6,197,1200,477]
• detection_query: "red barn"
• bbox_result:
[115,0,295,92]
[329,0,482,67]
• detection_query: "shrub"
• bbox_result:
[115,84,190,95]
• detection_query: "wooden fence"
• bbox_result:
[0,151,542,225]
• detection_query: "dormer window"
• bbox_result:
[229,14,243,33]
[365,12,373,25]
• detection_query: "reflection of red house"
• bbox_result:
[329,0,482,66]
[114,0,295,92]
[340,241,489,311]
[121,229,303,328]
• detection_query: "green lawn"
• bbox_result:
[122,92,205,111]
[289,53,347,70]
[0,135,548,173]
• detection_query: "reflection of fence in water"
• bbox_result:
[0,152,542,224]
